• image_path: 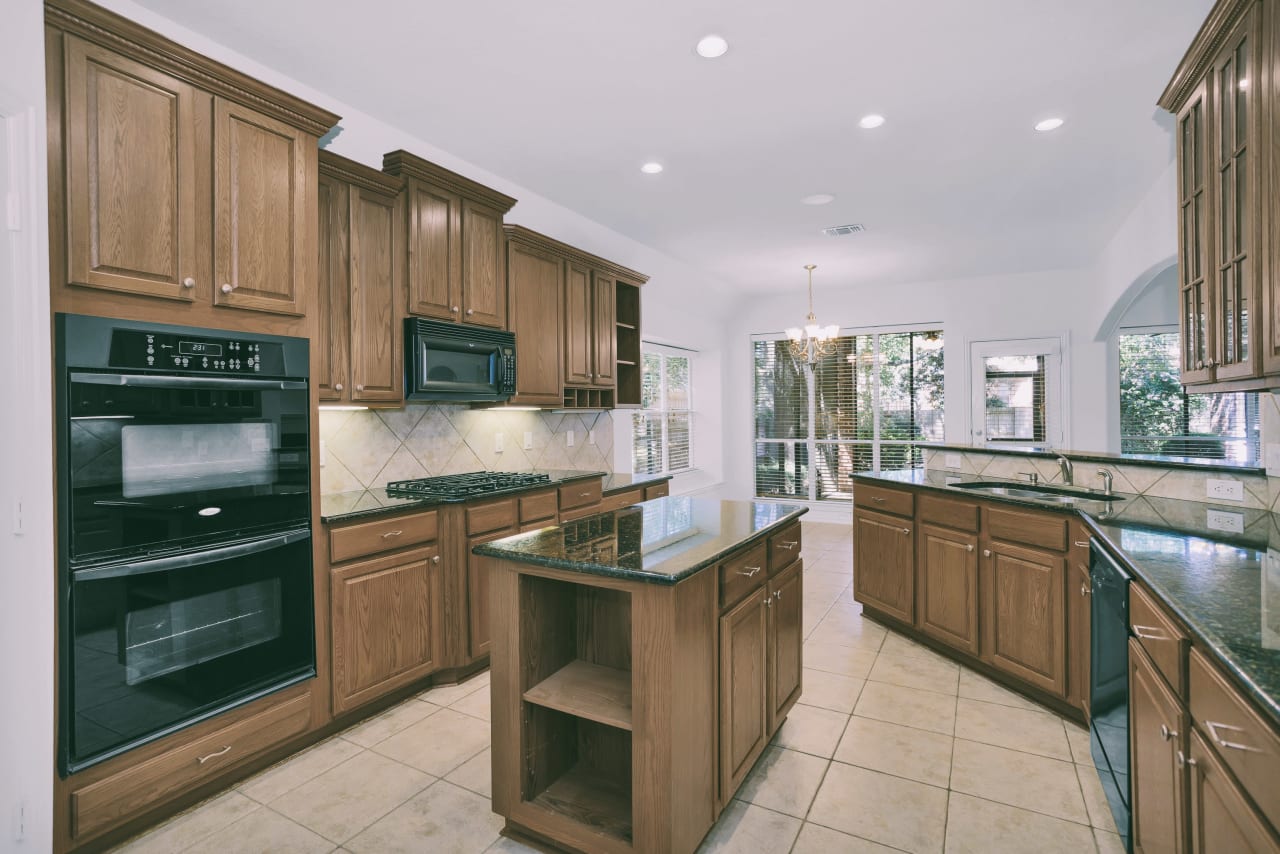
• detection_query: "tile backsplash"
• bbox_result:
[319,405,615,493]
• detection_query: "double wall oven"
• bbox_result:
[56,314,315,775]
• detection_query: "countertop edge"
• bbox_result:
[924,443,1265,475]
[600,474,672,497]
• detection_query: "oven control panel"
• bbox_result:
[108,329,288,375]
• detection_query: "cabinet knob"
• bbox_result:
[983,549,992,557]
[1160,724,1177,742]
[356,384,364,392]
[221,283,235,294]
[334,383,343,392]
[1207,358,1218,368]
[1176,750,1197,768]
[182,276,196,289]
[776,589,783,601]
[1080,583,1090,597]
[451,305,460,313]
[466,308,475,315]
[1196,361,1205,370]
[901,527,910,536]
[432,555,441,564]
[965,544,974,552]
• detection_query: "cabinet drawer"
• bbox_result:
[767,523,802,573]
[467,497,517,535]
[71,691,311,839]
[644,480,670,500]
[329,510,438,563]
[518,489,558,523]
[720,542,769,610]
[1131,583,1189,698]
[559,479,603,510]
[1189,648,1280,831]
[854,484,913,517]
[985,505,1067,551]
[918,494,980,532]
[600,488,644,513]
[558,502,602,523]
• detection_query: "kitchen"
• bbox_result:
[2,0,1279,852]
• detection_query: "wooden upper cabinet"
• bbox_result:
[853,507,914,624]
[316,170,350,401]
[1131,640,1189,854]
[1178,75,1216,385]
[505,228,565,406]
[592,272,617,388]
[916,523,980,656]
[382,150,516,329]
[564,262,594,384]
[62,35,208,302]
[981,539,1066,698]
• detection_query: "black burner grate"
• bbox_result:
[385,471,552,498]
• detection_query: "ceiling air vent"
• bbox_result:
[822,224,866,237]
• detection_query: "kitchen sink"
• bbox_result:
[950,481,1125,503]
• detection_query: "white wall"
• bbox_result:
[0,0,55,850]
[1118,265,1179,329]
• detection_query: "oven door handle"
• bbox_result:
[71,529,311,581]
[70,372,307,391]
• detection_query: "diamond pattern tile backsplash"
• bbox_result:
[319,405,614,493]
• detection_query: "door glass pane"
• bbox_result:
[1220,167,1233,257]
[1236,38,1249,145]
[1222,269,1235,363]
[1193,195,1203,279]
[754,440,808,499]
[1236,149,1247,255]
[983,355,1046,443]
[753,341,807,440]
[1219,58,1233,162]
[1239,259,1249,360]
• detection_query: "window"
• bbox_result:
[632,346,693,475]
[1119,330,1259,463]
[754,329,944,502]
[970,338,1063,448]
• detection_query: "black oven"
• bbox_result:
[405,317,516,402]
[56,314,316,775]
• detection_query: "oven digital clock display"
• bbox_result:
[179,341,223,356]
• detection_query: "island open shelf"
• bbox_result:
[524,659,633,731]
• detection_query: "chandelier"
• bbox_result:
[785,264,840,365]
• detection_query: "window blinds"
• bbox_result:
[632,349,694,475]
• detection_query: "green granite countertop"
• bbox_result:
[600,472,672,496]
[473,496,808,585]
[855,469,1280,727]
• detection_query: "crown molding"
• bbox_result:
[381,149,518,214]
[319,149,403,197]
[1158,0,1255,110]
[504,224,649,285]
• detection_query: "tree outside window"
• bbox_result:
[633,348,693,475]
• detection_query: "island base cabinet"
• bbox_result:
[719,588,769,799]
[980,540,1066,697]
[853,508,914,623]
[916,524,980,656]
[1188,730,1280,854]
[1131,639,1188,854]
[767,560,803,732]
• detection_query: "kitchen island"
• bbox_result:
[473,497,807,854]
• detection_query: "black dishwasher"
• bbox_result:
[1089,540,1132,851]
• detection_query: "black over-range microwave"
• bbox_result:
[404,317,516,402]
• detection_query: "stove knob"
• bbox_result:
[146,356,154,365]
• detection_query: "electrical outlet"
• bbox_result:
[12,500,22,536]
[494,432,504,453]
[319,439,326,468]
[588,429,596,445]
[1206,478,1245,502]
[1267,443,1280,476]
[945,476,962,485]
[566,429,575,447]
[1206,509,1245,534]
[944,454,962,469]
[523,431,533,451]
[13,800,24,842]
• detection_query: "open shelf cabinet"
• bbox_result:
[525,659,632,730]
[615,281,642,407]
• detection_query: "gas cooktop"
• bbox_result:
[385,471,552,499]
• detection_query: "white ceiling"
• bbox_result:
[134,0,1213,294]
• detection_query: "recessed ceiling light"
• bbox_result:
[696,34,729,58]
[858,114,886,129]
[1034,117,1065,132]
[640,162,664,174]
[801,194,836,206]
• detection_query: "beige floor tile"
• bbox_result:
[486,836,543,852]
[340,699,441,749]
[116,790,260,853]
[867,651,961,696]
[1065,722,1094,767]
[1094,827,1127,854]
[372,707,491,777]
[953,698,1072,760]
[803,641,878,679]
[834,716,954,787]
[944,791,1098,854]
[734,746,829,818]
[184,808,333,854]
[854,681,957,735]
[956,667,1046,712]
[807,762,948,854]
[240,736,365,803]
[797,668,865,713]
[346,781,504,854]
[272,751,433,844]
[450,684,491,721]
[878,632,954,666]
[696,799,802,854]
[1077,762,1118,830]
[444,747,492,798]
[791,822,901,853]
[807,616,887,652]
[950,739,1088,824]
[770,703,849,758]
[418,676,487,707]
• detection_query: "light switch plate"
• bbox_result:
[319,439,326,468]
[1206,478,1245,502]
[523,431,533,451]
[944,454,962,469]
[566,429,575,447]
[1206,509,1245,534]
[494,432,504,453]
[588,429,596,445]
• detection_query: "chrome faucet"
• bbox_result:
[1056,455,1074,486]
[1018,471,1040,485]
[1097,469,1113,496]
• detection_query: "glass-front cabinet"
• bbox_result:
[1177,75,1215,385]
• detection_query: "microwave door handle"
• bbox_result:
[70,372,307,391]
[72,529,311,581]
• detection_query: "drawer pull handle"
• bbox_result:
[1132,625,1167,641]
[1205,720,1261,753]
[197,745,232,764]
[872,496,886,503]
[1074,540,1090,548]
[580,492,592,498]
[1160,724,1177,742]
[737,567,762,578]
[779,541,799,550]
[965,544,974,552]
[381,530,403,539]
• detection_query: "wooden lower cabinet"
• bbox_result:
[1187,730,1280,853]
[467,525,518,660]
[719,587,769,797]
[767,560,803,732]
[981,539,1066,697]
[853,508,914,623]
[916,523,979,655]
[1068,529,1092,717]
[1131,639,1188,854]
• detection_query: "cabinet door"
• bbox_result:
[406,179,460,320]
[1069,558,1092,718]
[564,262,593,384]
[507,241,564,405]
[1178,74,1217,384]
[767,559,803,733]
[63,36,207,302]
[1211,6,1261,381]
[1131,640,1188,854]
[853,509,914,624]
[981,540,1066,697]
[459,198,505,328]
[916,523,979,655]
[1188,730,1280,854]
[331,546,441,714]
[467,526,518,660]
[349,187,403,404]
[316,171,350,401]
[212,98,312,316]
[592,272,616,387]
[720,587,769,797]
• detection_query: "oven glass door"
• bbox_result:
[65,372,310,563]
[63,531,314,773]
[417,338,499,396]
